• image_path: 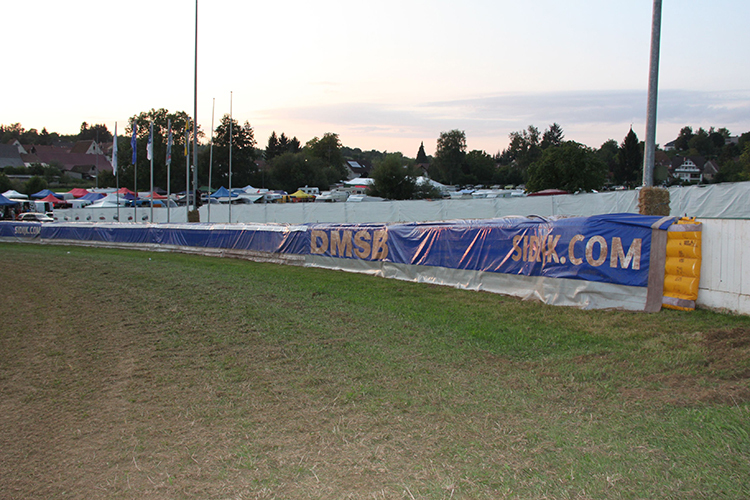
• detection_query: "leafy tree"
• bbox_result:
[0,173,13,193]
[464,150,496,186]
[432,129,467,185]
[526,141,606,193]
[597,139,620,184]
[78,122,112,142]
[368,154,416,200]
[688,127,713,156]
[211,114,258,189]
[497,125,542,181]
[541,123,564,149]
[305,133,347,184]
[674,126,693,151]
[265,132,301,162]
[23,176,48,195]
[278,133,300,154]
[615,128,642,187]
[268,152,327,193]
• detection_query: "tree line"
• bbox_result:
[3,114,750,199]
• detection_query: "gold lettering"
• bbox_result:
[545,234,561,264]
[353,230,371,259]
[586,236,608,267]
[610,237,641,270]
[330,230,353,257]
[372,229,389,260]
[511,235,522,261]
[569,234,584,265]
[310,230,328,255]
[528,235,541,262]
[523,235,529,262]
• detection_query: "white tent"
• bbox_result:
[2,189,27,199]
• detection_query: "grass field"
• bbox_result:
[1,242,749,499]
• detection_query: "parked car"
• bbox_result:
[17,212,54,222]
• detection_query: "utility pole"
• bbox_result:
[192,0,199,212]
[642,0,662,187]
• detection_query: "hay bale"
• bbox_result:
[638,186,670,216]
[188,209,200,222]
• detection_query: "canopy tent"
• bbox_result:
[86,192,131,207]
[138,191,167,200]
[2,189,27,200]
[0,194,19,206]
[79,192,105,202]
[31,189,62,199]
[39,194,70,205]
[67,188,91,198]
[210,186,238,199]
[116,187,136,195]
[289,189,315,199]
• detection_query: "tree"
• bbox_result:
[0,173,13,193]
[368,154,416,200]
[23,176,48,195]
[526,141,606,193]
[541,123,564,149]
[597,139,620,184]
[211,115,258,189]
[674,126,694,151]
[432,129,467,185]
[78,122,112,142]
[268,152,327,193]
[497,125,542,181]
[265,131,280,161]
[464,150,496,186]
[305,133,347,184]
[615,128,642,187]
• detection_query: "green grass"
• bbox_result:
[1,242,749,499]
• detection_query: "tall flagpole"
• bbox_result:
[643,0,662,187]
[192,0,199,214]
[167,119,172,223]
[208,97,215,223]
[131,121,138,223]
[113,122,119,223]
[149,121,154,223]
[186,119,191,221]
[229,91,233,224]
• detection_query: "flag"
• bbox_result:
[166,119,172,166]
[184,119,190,156]
[112,122,118,176]
[131,122,138,164]
[147,122,154,161]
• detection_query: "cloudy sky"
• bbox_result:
[3,0,749,156]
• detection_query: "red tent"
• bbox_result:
[39,194,69,205]
[67,188,90,198]
[117,187,136,195]
[143,191,167,200]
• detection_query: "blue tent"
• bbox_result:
[79,192,105,201]
[210,186,238,198]
[0,194,19,206]
[31,189,62,199]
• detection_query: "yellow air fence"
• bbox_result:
[663,218,702,311]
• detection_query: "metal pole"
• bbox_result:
[229,91,233,224]
[643,0,662,187]
[150,121,154,223]
[167,118,171,223]
[208,97,215,223]
[192,0,199,212]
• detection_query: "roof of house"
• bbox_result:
[0,144,26,168]
[26,145,112,173]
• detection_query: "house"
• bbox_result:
[345,160,372,180]
[0,144,26,169]
[20,144,112,179]
[669,156,711,183]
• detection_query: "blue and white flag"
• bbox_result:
[131,122,138,164]
[112,122,118,176]
[147,122,154,161]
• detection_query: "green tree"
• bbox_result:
[541,123,564,149]
[0,173,13,193]
[526,141,606,193]
[432,129,467,185]
[23,176,48,195]
[268,152,327,193]
[368,154,416,200]
[674,126,693,151]
[497,125,542,180]
[305,133,347,185]
[615,128,642,187]
[78,122,112,142]
[597,139,619,184]
[464,150,496,186]
[211,114,258,189]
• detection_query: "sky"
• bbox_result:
[3,0,750,157]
